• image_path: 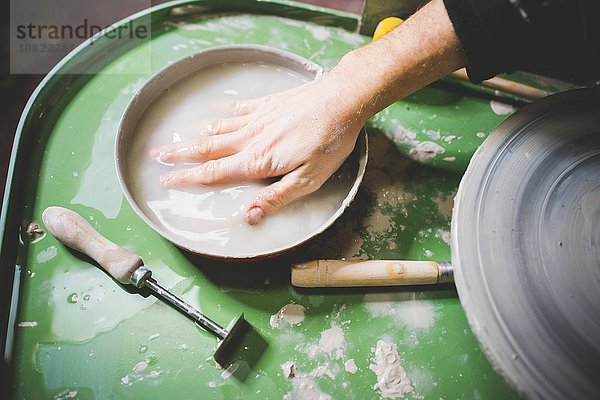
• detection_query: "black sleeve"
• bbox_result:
[443,0,600,84]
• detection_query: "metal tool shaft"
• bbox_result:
[437,261,454,284]
[144,277,228,339]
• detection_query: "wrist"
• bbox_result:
[326,0,465,119]
[326,51,382,122]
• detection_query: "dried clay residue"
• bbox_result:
[36,246,58,264]
[270,304,306,329]
[306,323,345,359]
[345,359,358,374]
[409,141,445,163]
[435,229,451,245]
[53,389,78,400]
[490,99,516,115]
[389,123,445,163]
[370,339,413,399]
[282,362,333,400]
[363,292,437,330]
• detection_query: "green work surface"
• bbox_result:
[3,1,527,398]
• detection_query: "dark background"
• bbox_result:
[0,0,364,203]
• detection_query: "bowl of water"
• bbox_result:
[116,45,367,260]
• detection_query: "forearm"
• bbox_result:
[328,0,465,122]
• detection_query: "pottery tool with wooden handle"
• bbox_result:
[41,206,247,367]
[292,259,453,287]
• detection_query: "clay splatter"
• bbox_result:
[390,123,446,163]
[270,304,306,329]
[490,100,516,115]
[409,141,445,162]
[132,361,148,373]
[311,364,338,379]
[423,129,441,140]
[435,229,451,245]
[392,125,418,145]
[363,292,437,330]
[370,339,413,398]
[53,389,78,399]
[443,135,457,142]
[345,359,358,374]
[336,133,416,258]
[306,323,345,359]
[282,361,296,379]
[36,246,57,264]
[305,25,331,41]
[282,363,336,400]
[433,191,455,218]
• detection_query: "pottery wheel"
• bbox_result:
[452,88,600,399]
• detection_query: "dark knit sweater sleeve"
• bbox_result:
[443,0,598,83]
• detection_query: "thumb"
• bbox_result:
[245,168,323,225]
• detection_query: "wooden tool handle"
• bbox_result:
[291,259,453,287]
[42,206,143,284]
[449,69,549,100]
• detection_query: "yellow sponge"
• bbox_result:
[372,17,404,41]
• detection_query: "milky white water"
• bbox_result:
[127,62,355,257]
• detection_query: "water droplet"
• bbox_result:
[83,294,91,301]
[178,344,189,351]
[68,293,79,304]
[139,345,148,354]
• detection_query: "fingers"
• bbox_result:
[158,133,244,163]
[245,168,324,225]
[206,115,251,135]
[231,97,268,116]
[160,154,252,187]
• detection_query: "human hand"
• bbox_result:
[157,71,368,225]
[156,0,465,225]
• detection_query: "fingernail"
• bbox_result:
[246,207,265,225]
[157,146,175,162]
[160,171,176,187]
[158,150,169,161]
